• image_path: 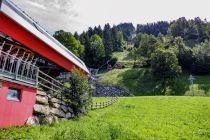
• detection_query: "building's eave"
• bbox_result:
[0,0,89,74]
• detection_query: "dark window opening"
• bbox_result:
[7,87,21,101]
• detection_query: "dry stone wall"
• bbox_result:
[94,85,131,96]
[26,90,75,126]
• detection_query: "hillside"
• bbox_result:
[0,97,209,139]
[112,50,134,67]
[99,51,210,96]
[99,68,210,96]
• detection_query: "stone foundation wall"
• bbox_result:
[26,90,75,126]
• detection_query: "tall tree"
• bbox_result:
[116,23,135,42]
[74,32,79,40]
[192,41,210,74]
[103,23,113,58]
[54,30,84,58]
[168,17,210,42]
[93,25,103,37]
[173,37,193,70]
[134,34,160,62]
[151,48,181,95]
[137,21,169,36]
[86,34,105,68]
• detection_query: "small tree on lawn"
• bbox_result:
[62,68,92,116]
[151,48,181,95]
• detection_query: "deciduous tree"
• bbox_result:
[151,48,181,95]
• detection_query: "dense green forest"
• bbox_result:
[53,17,210,95]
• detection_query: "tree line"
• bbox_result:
[132,17,210,94]
[53,17,210,76]
[54,23,129,68]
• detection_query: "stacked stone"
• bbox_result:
[26,90,74,126]
[94,85,130,97]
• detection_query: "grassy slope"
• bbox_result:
[112,51,134,67]
[99,68,210,96]
[0,97,209,140]
[100,51,210,96]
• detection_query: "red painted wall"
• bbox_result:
[0,81,36,128]
[0,12,87,74]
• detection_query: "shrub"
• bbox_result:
[62,68,92,116]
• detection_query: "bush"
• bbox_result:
[62,68,92,116]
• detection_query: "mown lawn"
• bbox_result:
[0,97,209,140]
[99,68,210,96]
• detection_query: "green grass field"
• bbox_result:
[99,68,210,96]
[1,51,209,139]
[0,97,209,140]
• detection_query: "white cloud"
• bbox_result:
[11,0,210,34]
[11,0,78,34]
[26,1,46,10]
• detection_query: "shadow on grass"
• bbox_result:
[118,69,191,96]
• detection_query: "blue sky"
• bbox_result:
[12,0,210,34]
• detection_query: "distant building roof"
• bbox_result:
[0,0,89,74]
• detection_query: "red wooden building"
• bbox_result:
[0,0,89,128]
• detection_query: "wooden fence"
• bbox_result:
[90,97,118,110]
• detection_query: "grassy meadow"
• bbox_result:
[112,51,134,67]
[1,51,210,140]
[0,97,209,140]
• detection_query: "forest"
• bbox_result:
[53,17,210,95]
[53,17,210,71]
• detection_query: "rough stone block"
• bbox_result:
[50,98,65,105]
[34,104,50,115]
[37,90,47,96]
[68,107,73,113]
[52,102,61,108]
[65,113,72,119]
[36,95,48,105]
[26,116,40,126]
[50,108,66,118]
[61,105,68,113]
